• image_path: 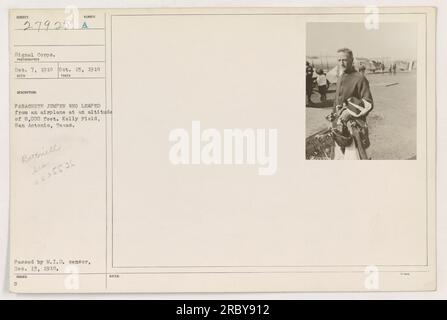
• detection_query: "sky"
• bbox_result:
[306,23,418,60]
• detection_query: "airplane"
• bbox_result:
[306,55,416,84]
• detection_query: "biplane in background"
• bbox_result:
[306,55,416,84]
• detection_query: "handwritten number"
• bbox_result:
[23,21,31,31]
[34,21,42,32]
[23,20,72,31]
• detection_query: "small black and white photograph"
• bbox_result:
[305,22,418,160]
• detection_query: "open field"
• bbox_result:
[306,70,417,160]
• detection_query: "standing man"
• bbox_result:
[359,65,366,76]
[316,69,327,102]
[331,48,374,160]
[306,61,314,105]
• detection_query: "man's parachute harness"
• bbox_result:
[306,97,372,160]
